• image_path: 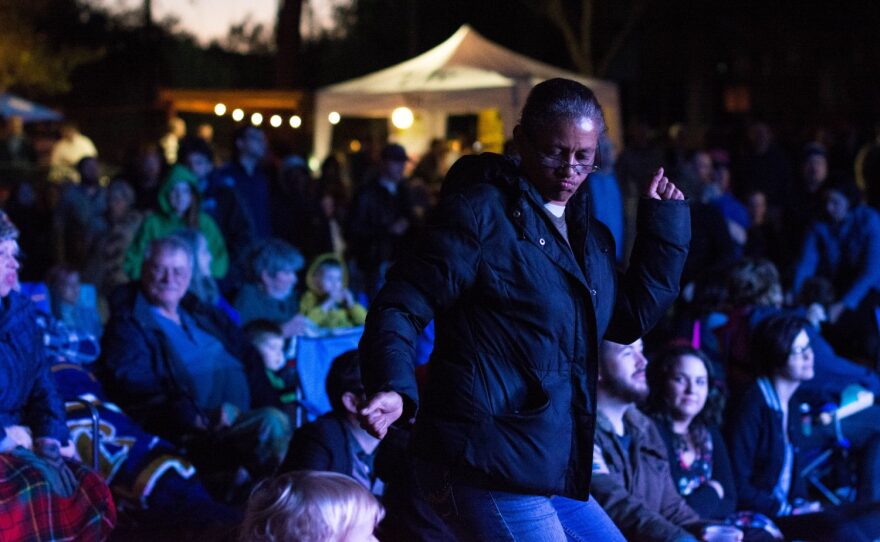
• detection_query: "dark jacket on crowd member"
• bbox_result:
[681,201,737,289]
[214,160,272,240]
[359,153,690,499]
[725,377,808,517]
[0,291,70,443]
[201,170,256,272]
[281,411,357,474]
[347,176,415,274]
[592,408,702,542]
[654,421,737,520]
[100,282,281,439]
[792,204,880,311]
[269,162,318,256]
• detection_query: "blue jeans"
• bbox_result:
[414,461,625,542]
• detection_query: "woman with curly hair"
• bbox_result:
[646,346,736,521]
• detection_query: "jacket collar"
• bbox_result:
[133,291,166,330]
[596,406,651,438]
[442,152,593,291]
[515,183,591,292]
[596,406,666,456]
[757,377,783,412]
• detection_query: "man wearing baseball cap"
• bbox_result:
[348,143,416,300]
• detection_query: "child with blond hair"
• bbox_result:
[240,470,383,542]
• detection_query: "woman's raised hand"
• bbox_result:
[644,167,684,200]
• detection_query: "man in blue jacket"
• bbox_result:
[358,78,690,540]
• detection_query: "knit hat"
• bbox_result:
[0,211,19,242]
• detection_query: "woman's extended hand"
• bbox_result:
[644,167,685,200]
[358,391,404,439]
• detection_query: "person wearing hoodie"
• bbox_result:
[299,253,367,329]
[123,164,228,280]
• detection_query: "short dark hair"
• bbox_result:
[325,350,363,413]
[802,142,827,162]
[750,314,810,377]
[244,319,283,344]
[232,124,261,152]
[519,78,606,137]
[178,136,214,164]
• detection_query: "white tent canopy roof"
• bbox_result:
[313,24,621,161]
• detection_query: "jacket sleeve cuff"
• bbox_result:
[391,388,418,424]
[636,198,691,245]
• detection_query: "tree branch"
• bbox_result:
[545,0,593,75]
[597,0,648,78]
[579,0,594,75]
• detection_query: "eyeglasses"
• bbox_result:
[789,343,813,357]
[522,131,601,175]
[534,151,601,175]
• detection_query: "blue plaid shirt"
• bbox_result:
[34,312,100,365]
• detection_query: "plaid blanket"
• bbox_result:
[0,452,116,542]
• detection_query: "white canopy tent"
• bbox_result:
[313,24,622,163]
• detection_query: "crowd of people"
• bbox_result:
[2,77,880,541]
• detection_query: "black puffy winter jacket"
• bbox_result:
[360,153,690,499]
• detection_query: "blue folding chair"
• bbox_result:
[294,328,364,423]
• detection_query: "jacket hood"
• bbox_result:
[157,164,199,216]
[305,252,349,294]
[441,153,524,199]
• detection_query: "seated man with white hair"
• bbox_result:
[101,236,291,487]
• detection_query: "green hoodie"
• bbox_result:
[123,164,229,279]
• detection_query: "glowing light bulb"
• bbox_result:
[391,107,414,129]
